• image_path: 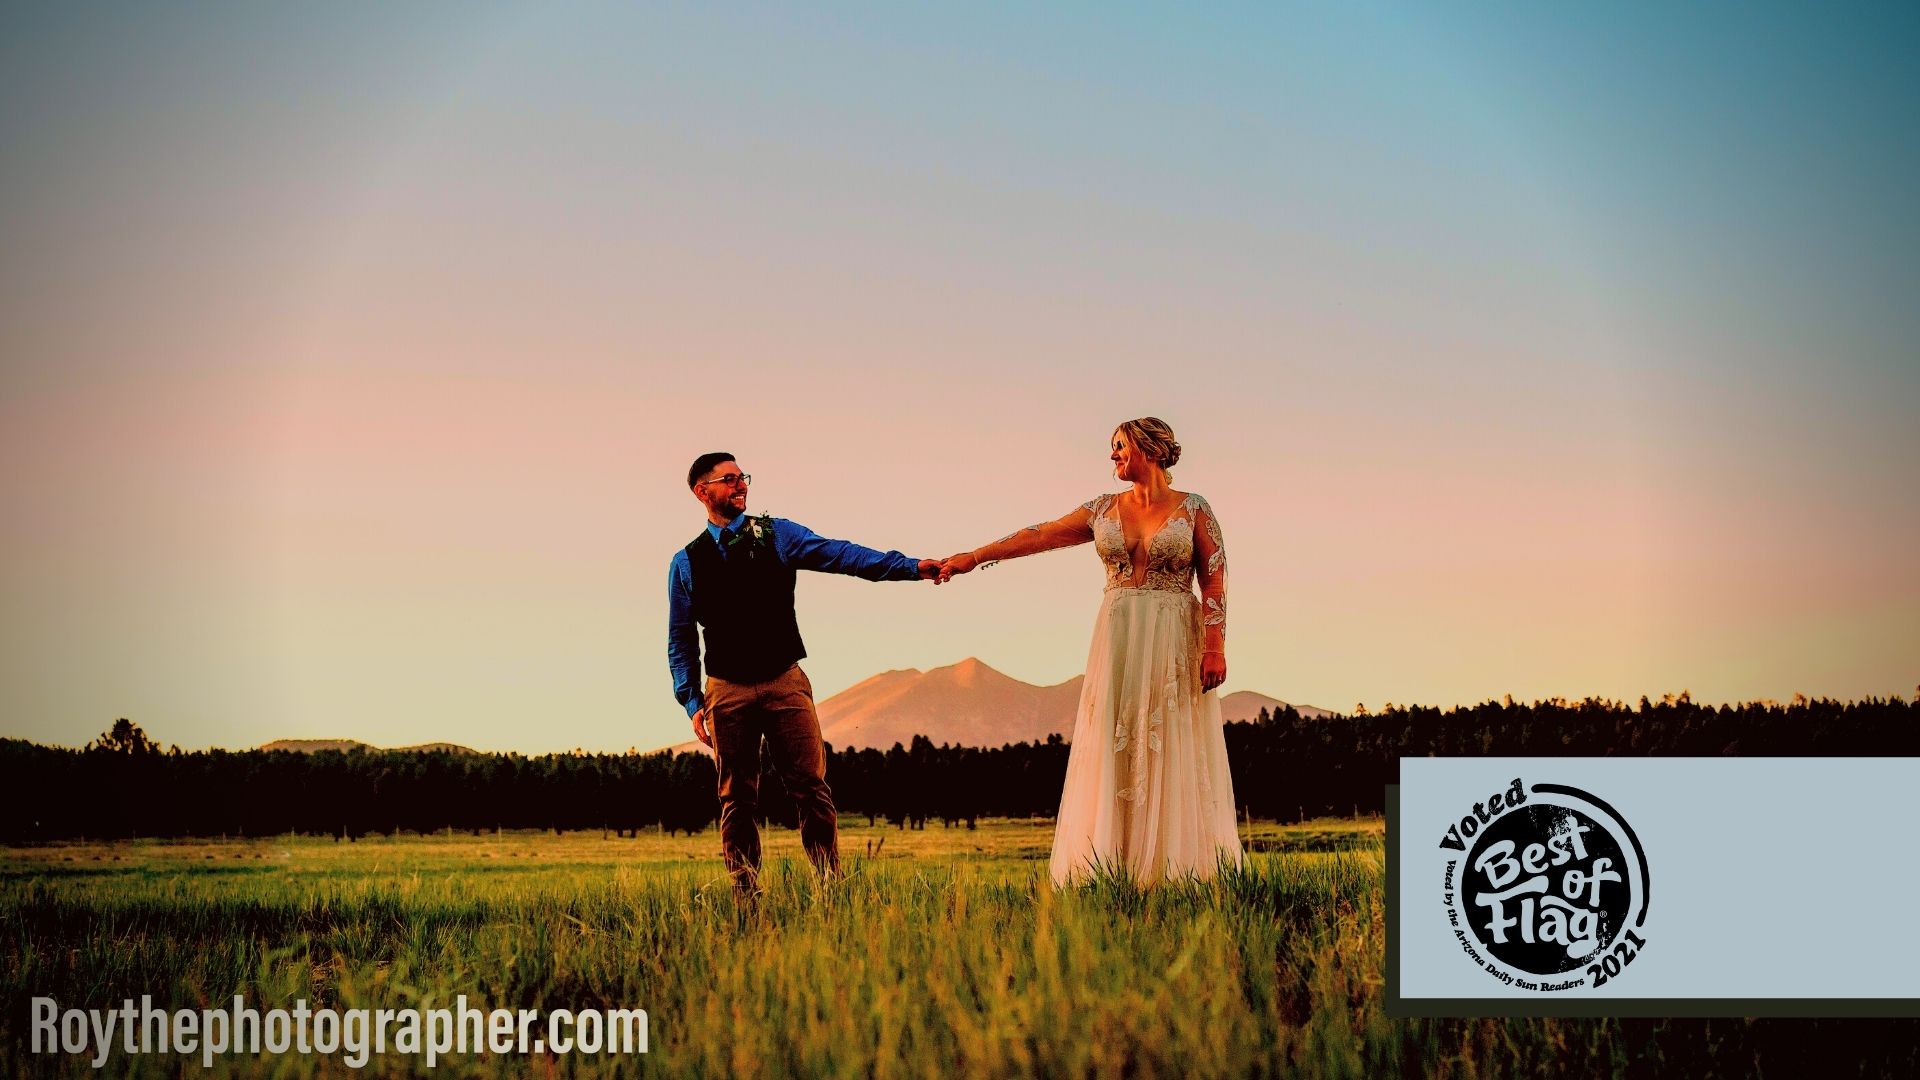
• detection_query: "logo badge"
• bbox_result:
[1438,779,1650,991]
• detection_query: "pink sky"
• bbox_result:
[2,5,1913,752]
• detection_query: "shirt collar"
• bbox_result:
[706,514,751,545]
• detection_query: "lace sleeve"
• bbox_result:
[1191,494,1226,653]
[973,500,1097,566]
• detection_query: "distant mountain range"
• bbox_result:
[665,657,1329,753]
[258,739,479,755]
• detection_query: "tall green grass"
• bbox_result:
[2,821,1912,1076]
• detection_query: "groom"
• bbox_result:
[668,452,939,898]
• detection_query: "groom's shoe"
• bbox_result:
[730,889,760,926]
[726,859,763,902]
[803,840,842,886]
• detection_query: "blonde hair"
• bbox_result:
[1115,417,1182,470]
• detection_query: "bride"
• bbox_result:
[939,417,1244,885]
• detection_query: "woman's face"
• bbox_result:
[1111,429,1154,482]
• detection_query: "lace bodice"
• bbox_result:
[1081,492,1228,651]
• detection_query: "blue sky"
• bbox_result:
[2,4,1913,751]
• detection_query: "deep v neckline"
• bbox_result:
[1108,492,1190,586]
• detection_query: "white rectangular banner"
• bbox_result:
[1390,757,1920,1015]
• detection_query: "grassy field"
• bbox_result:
[2,818,1912,1077]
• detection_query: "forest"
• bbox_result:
[2,692,1911,842]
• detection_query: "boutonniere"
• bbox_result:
[745,513,775,557]
[722,514,776,559]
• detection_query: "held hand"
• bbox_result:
[936,552,980,584]
[1200,652,1227,694]
[691,707,713,749]
[917,558,942,582]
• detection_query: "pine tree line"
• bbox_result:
[3,693,1912,842]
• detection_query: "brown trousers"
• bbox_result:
[706,663,840,894]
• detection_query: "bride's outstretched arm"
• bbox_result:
[938,506,1095,582]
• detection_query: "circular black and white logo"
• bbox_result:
[1437,779,1650,991]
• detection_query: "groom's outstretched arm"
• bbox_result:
[774,518,935,581]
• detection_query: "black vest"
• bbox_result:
[685,525,806,683]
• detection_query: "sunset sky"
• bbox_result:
[2,4,1914,754]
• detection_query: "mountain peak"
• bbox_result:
[932,656,998,682]
[259,738,479,755]
[810,659,1326,751]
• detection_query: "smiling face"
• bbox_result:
[1110,429,1158,483]
[693,459,750,521]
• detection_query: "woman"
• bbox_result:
[939,417,1244,885]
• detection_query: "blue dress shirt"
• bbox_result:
[668,515,924,718]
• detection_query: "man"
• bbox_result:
[668,452,938,898]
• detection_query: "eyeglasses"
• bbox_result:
[697,473,751,490]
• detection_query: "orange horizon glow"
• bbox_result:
[2,5,1913,754]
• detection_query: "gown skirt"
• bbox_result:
[1049,586,1246,885]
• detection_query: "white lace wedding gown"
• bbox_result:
[1050,492,1245,885]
